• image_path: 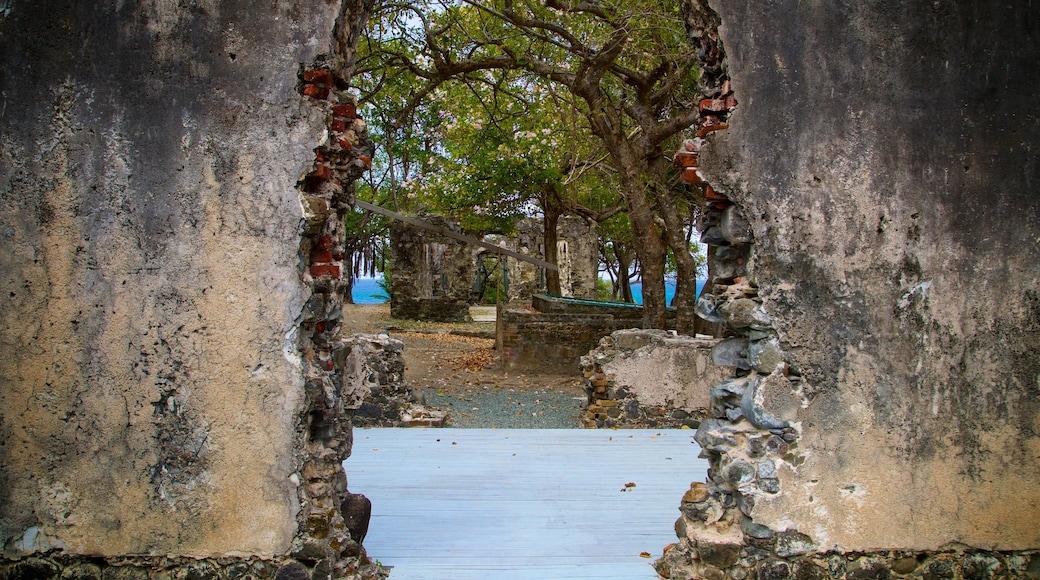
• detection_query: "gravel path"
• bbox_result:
[420,385,586,429]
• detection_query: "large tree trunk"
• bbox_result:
[619,172,668,329]
[543,205,562,296]
[615,244,635,303]
[652,186,700,335]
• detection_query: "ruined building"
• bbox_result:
[388,215,599,321]
[1,1,1038,579]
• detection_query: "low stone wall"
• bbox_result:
[499,295,681,372]
[532,293,651,320]
[579,329,725,428]
[656,544,1040,580]
[389,297,471,323]
[0,555,394,579]
[497,308,627,372]
[343,333,447,428]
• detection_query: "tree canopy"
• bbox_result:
[351,0,719,331]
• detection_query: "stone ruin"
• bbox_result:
[343,333,447,428]
[1,0,1038,578]
[580,329,728,429]
[389,217,476,322]
[390,215,599,315]
[484,217,599,302]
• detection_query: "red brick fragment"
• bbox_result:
[681,167,703,184]
[316,235,332,251]
[330,119,347,133]
[697,118,729,138]
[303,69,332,84]
[303,84,330,100]
[309,163,330,181]
[310,249,333,263]
[332,103,357,118]
[310,264,341,278]
[674,152,698,168]
[705,184,728,200]
[301,68,333,101]
[338,137,352,150]
[700,98,729,113]
[359,155,372,169]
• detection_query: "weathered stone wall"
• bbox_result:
[502,218,545,302]
[556,216,599,299]
[498,309,624,373]
[662,0,1040,576]
[499,294,680,372]
[579,330,725,429]
[501,217,599,302]
[0,0,381,576]
[389,217,475,322]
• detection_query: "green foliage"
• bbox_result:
[595,276,614,301]
[354,0,711,325]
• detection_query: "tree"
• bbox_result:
[355,0,717,332]
[356,22,625,295]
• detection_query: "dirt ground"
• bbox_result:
[340,303,585,397]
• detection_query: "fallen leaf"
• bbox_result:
[625,482,637,488]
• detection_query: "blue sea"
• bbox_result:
[352,277,388,304]
[353,276,704,305]
[630,279,705,305]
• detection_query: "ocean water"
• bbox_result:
[352,277,388,304]
[630,279,705,305]
[353,277,703,305]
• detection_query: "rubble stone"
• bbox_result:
[579,329,726,428]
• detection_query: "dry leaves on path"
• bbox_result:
[440,348,496,372]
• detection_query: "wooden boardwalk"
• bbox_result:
[345,428,708,579]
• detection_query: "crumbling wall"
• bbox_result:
[345,333,447,428]
[499,294,675,372]
[501,218,545,302]
[389,217,475,321]
[660,0,1040,577]
[0,0,383,577]
[579,330,726,429]
[556,216,599,299]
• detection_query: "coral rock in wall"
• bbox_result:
[0,0,384,577]
[661,0,1040,577]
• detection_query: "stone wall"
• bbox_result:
[500,217,599,302]
[660,0,1040,577]
[389,217,475,322]
[498,294,674,372]
[0,1,383,577]
[579,329,725,429]
[555,216,599,299]
[501,218,545,302]
[498,309,618,373]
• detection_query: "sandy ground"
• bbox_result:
[341,303,584,395]
[341,303,586,427]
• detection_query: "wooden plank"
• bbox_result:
[345,428,708,579]
[354,200,559,271]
